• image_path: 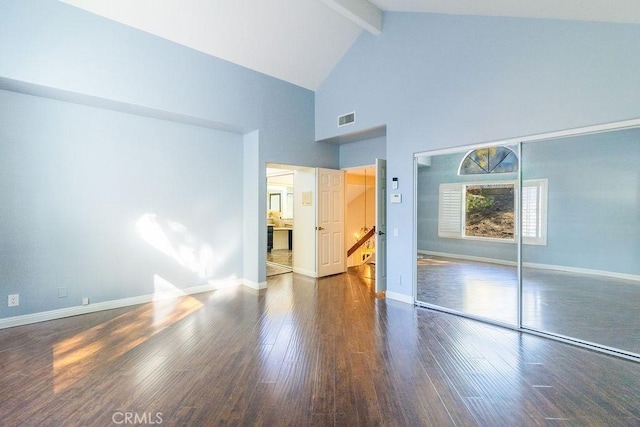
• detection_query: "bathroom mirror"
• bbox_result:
[267,173,293,219]
[269,193,281,212]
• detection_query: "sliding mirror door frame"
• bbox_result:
[414,118,640,362]
[414,144,521,328]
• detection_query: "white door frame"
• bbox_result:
[375,158,387,294]
[316,168,346,277]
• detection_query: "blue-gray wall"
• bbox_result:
[0,0,339,318]
[339,135,387,169]
[418,129,640,276]
[317,12,640,299]
[522,128,640,275]
[0,89,242,316]
[3,3,640,314]
[417,149,518,262]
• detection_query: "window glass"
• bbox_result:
[465,184,514,239]
[459,147,518,174]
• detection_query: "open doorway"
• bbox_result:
[266,166,294,276]
[344,166,376,280]
[265,163,345,279]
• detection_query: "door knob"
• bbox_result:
[316,226,324,231]
[378,230,385,235]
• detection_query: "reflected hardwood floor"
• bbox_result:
[267,250,293,276]
[417,255,640,355]
[266,249,292,267]
[1,273,639,426]
[347,262,375,280]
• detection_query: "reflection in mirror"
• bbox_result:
[459,146,518,174]
[416,145,519,325]
[269,193,281,211]
[266,167,295,275]
[267,173,293,219]
[416,124,640,359]
[465,184,515,239]
[521,127,640,356]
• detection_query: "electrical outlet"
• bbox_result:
[8,294,19,307]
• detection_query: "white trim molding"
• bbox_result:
[0,278,247,330]
[386,290,414,304]
[419,250,516,267]
[414,118,640,159]
[241,279,267,290]
[293,267,318,278]
[320,0,382,35]
[418,250,640,284]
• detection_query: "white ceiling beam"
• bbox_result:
[320,0,382,35]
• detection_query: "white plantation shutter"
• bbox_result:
[522,185,538,237]
[438,184,463,238]
[437,180,547,244]
[522,179,548,245]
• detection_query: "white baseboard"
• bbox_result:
[418,250,640,283]
[522,262,640,283]
[386,291,414,305]
[418,250,516,267]
[241,279,267,290]
[0,278,245,330]
[293,267,317,278]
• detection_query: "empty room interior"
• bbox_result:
[1,1,639,425]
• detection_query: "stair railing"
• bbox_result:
[347,226,376,257]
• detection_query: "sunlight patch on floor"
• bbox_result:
[52,277,203,393]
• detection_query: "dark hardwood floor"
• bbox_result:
[1,272,639,426]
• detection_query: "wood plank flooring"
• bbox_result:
[1,272,639,426]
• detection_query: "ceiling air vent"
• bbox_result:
[337,112,356,127]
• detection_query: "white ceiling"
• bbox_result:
[60,0,640,91]
[59,0,364,90]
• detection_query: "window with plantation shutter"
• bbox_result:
[522,179,548,245]
[522,186,538,237]
[437,179,547,245]
[438,184,463,238]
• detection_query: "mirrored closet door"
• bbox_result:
[415,146,520,326]
[415,123,640,359]
[521,127,640,356]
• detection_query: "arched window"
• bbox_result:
[440,144,546,245]
[458,146,518,175]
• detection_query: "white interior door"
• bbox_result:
[375,159,387,293]
[317,168,345,277]
[292,167,317,277]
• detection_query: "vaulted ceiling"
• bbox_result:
[59,0,640,90]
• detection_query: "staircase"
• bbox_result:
[347,226,375,267]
